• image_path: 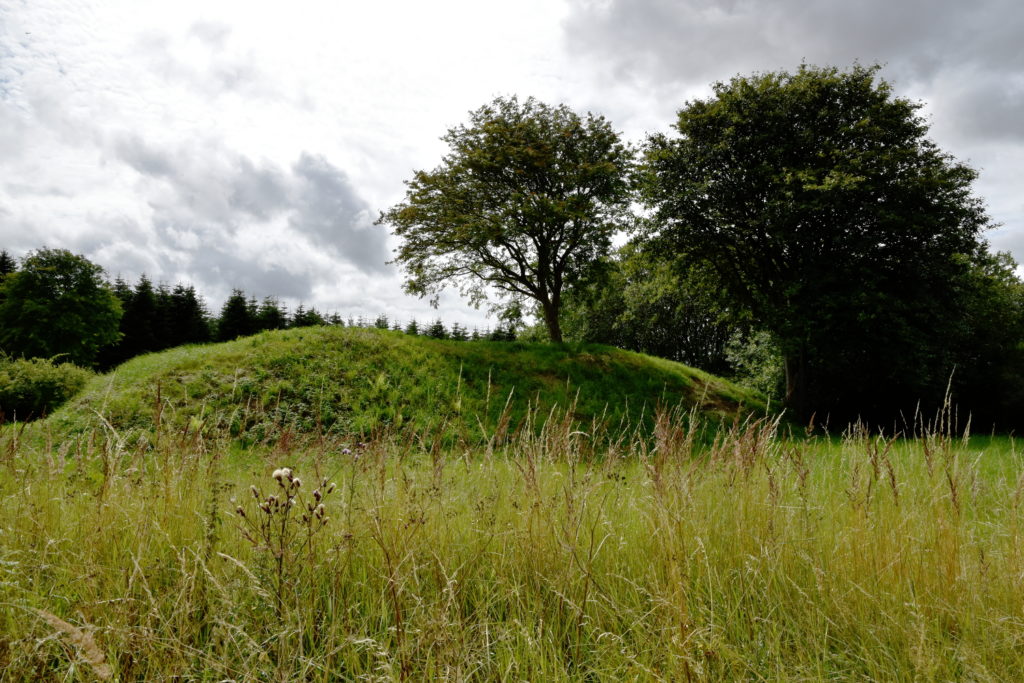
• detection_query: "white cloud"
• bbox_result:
[0,0,1021,328]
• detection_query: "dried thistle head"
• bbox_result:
[272,467,293,485]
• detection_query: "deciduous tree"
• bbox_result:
[642,65,991,421]
[379,96,634,342]
[0,248,122,366]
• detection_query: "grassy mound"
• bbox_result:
[36,326,762,445]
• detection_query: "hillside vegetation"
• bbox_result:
[35,326,763,446]
[6,328,1024,680]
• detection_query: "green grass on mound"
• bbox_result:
[35,326,763,446]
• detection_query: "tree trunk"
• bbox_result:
[784,346,807,420]
[541,300,563,343]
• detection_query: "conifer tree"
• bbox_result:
[291,305,326,328]
[218,289,257,341]
[425,318,447,339]
[450,322,468,341]
[169,284,212,345]
[0,250,16,277]
[256,297,289,331]
[120,275,159,357]
[153,283,175,346]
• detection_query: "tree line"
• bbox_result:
[0,249,518,374]
[377,64,1024,429]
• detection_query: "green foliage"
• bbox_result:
[724,329,785,400]
[0,355,93,421]
[944,251,1024,426]
[642,64,991,423]
[0,248,122,367]
[379,96,635,342]
[563,241,745,374]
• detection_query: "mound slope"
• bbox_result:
[42,326,763,444]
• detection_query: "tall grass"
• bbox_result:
[1,405,1022,680]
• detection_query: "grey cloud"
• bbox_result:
[114,134,176,178]
[988,225,1024,260]
[565,0,1023,83]
[91,230,165,280]
[187,246,317,302]
[563,0,1024,142]
[0,103,28,163]
[189,21,231,50]
[106,132,389,301]
[113,134,288,225]
[85,220,317,305]
[0,218,34,256]
[4,183,71,198]
[229,157,290,220]
[932,73,1024,143]
[136,27,270,99]
[291,153,390,274]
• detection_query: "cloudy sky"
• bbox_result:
[1,0,1022,327]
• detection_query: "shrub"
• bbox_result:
[725,329,785,400]
[0,356,93,421]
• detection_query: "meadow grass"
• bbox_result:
[36,326,762,446]
[2,406,1023,681]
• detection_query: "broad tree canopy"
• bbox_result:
[0,248,122,367]
[641,64,991,421]
[378,96,634,342]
